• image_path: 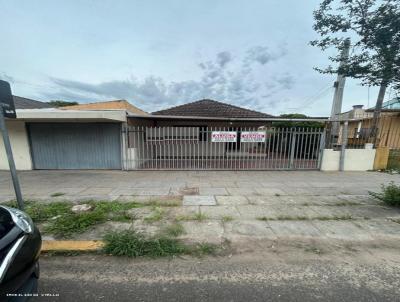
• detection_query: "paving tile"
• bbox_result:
[236,205,281,219]
[267,221,322,237]
[78,187,115,195]
[226,187,259,196]
[216,195,249,205]
[199,187,228,196]
[254,187,286,196]
[180,221,224,244]
[224,220,277,238]
[169,187,199,196]
[200,205,241,219]
[170,206,200,219]
[352,219,400,238]
[183,195,216,206]
[312,221,374,240]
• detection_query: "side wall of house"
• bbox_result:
[0,120,32,170]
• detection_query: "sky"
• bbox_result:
[0,0,393,116]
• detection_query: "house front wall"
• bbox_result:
[0,120,32,170]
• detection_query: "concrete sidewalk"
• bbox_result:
[1,170,400,245]
[0,170,398,201]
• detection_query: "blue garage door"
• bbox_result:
[28,123,121,169]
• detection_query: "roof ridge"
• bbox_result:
[152,99,272,117]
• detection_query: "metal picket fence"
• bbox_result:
[122,126,325,170]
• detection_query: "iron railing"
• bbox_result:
[122,126,324,170]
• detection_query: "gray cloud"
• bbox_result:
[245,45,287,65]
[274,73,295,90]
[216,51,232,68]
[45,45,294,113]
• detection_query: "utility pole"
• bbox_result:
[330,38,351,142]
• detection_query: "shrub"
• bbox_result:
[369,182,400,207]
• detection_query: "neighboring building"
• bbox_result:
[1,97,134,170]
[13,95,53,109]
[62,100,148,116]
[339,98,400,149]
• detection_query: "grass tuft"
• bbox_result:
[145,200,181,207]
[221,215,234,223]
[191,243,218,256]
[103,231,220,258]
[103,231,187,257]
[175,212,208,222]
[163,223,185,237]
[144,207,165,223]
[369,182,400,207]
[5,200,142,238]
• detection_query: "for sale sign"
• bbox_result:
[240,131,266,143]
[211,131,237,143]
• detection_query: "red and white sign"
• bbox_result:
[211,131,237,142]
[240,131,266,143]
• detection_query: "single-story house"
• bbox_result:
[2,97,329,171]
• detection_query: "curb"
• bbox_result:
[41,240,104,252]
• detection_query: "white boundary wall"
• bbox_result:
[0,121,32,170]
[321,149,376,171]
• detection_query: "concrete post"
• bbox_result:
[339,121,348,171]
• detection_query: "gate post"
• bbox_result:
[317,129,326,170]
[289,129,296,169]
[339,121,348,171]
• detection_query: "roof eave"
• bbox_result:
[128,114,328,122]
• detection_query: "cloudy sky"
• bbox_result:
[0,0,392,116]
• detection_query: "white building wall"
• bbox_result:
[320,148,376,171]
[0,121,32,170]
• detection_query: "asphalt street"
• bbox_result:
[32,246,400,302]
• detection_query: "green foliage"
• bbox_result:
[103,231,220,258]
[8,200,142,238]
[221,215,234,223]
[103,231,187,257]
[47,100,79,107]
[144,207,165,223]
[163,223,185,237]
[191,243,218,257]
[25,202,71,222]
[369,182,400,207]
[311,0,400,89]
[272,114,325,128]
[45,210,107,237]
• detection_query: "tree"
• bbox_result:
[47,100,79,107]
[311,0,400,145]
[272,114,324,128]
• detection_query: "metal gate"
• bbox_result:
[29,123,122,169]
[123,126,324,170]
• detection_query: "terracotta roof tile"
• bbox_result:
[152,99,273,118]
